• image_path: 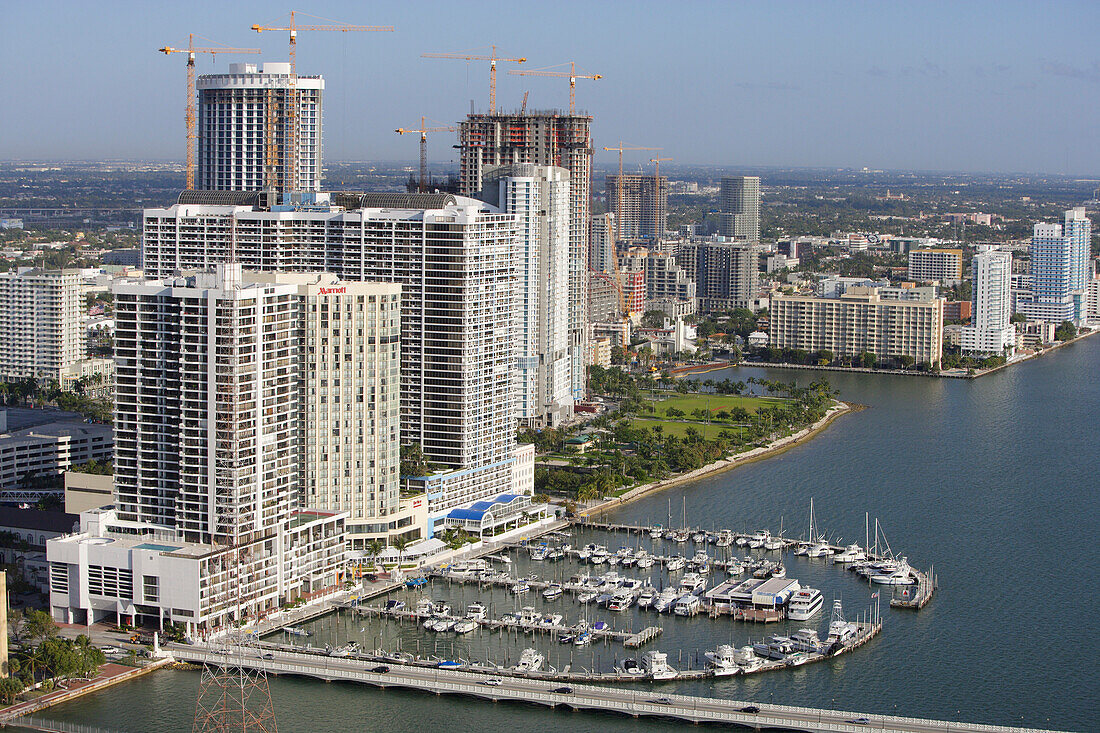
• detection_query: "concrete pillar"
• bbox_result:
[0,571,8,678]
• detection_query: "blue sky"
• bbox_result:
[3,0,1099,174]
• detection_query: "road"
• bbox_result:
[171,644,1066,733]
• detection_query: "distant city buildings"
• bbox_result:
[961,247,1014,356]
[606,174,668,240]
[719,176,760,242]
[907,248,963,286]
[771,286,944,367]
[1015,208,1091,324]
[0,269,85,382]
[197,62,324,193]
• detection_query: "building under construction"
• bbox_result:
[458,111,593,400]
[606,173,668,240]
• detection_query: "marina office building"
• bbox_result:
[770,286,945,367]
[140,191,529,535]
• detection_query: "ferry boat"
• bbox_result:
[652,587,680,613]
[789,628,823,653]
[704,644,741,676]
[453,620,477,634]
[832,543,866,563]
[827,600,858,644]
[641,650,678,679]
[665,555,686,571]
[636,587,657,609]
[787,588,824,621]
[542,583,564,600]
[512,648,545,673]
[679,572,707,594]
[608,591,635,612]
[753,635,796,660]
[672,594,702,616]
[465,603,487,620]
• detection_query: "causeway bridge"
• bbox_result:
[170,645,1064,733]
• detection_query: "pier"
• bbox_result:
[890,566,936,609]
[168,642,1065,733]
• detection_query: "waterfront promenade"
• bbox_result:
[169,645,1066,733]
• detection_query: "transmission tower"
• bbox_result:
[192,217,278,733]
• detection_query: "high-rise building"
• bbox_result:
[961,247,1014,355]
[606,174,668,240]
[48,264,347,633]
[1017,208,1093,323]
[458,112,593,401]
[719,176,760,241]
[142,191,523,530]
[0,269,85,382]
[771,287,944,367]
[589,213,616,273]
[197,62,324,193]
[908,248,964,285]
[676,239,759,311]
[588,271,620,324]
[620,249,696,305]
[478,164,573,427]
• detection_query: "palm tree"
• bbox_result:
[392,537,411,568]
[366,539,384,569]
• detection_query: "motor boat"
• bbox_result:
[763,535,785,551]
[540,614,564,627]
[806,541,834,558]
[608,591,634,612]
[771,563,786,578]
[636,587,657,609]
[705,644,741,676]
[649,526,664,540]
[672,594,702,616]
[433,618,456,632]
[529,544,549,561]
[678,572,707,594]
[573,631,592,646]
[748,530,770,549]
[827,600,858,644]
[512,648,545,673]
[577,590,598,604]
[786,588,824,621]
[691,532,707,544]
[753,635,796,660]
[618,658,645,676]
[652,587,680,613]
[832,543,866,563]
[635,552,655,569]
[510,581,531,594]
[452,620,477,634]
[465,603,487,620]
[789,628,823,653]
[640,650,678,680]
[870,557,915,585]
[414,598,435,618]
[664,555,686,571]
[542,583,564,600]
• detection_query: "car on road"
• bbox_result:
[371,665,390,674]
[649,697,672,705]
[100,646,120,655]
[739,705,760,713]
[552,686,574,694]
[483,677,504,686]
[847,718,870,725]
[260,652,275,660]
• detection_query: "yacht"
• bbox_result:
[748,530,770,549]
[542,583,564,600]
[827,600,858,644]
[486,553,512,565]
[870,557,915,585]
[832,543,866,564]
[518,607,540,626]
[753,635,796,660]
[636,587,657,609]
[465,603,487,620]
[540,613,564,627]
[789,628,823,654]
[787,588,824,621]
[672,594,702,616]
[510,581,531,594]
[689,551,711,571]
[854,558,900,577]
[591,549,609,564]
[726,560,745,576]
[414,598,435,618]
[432,602,452,617]
[512,648,545,673]
[665,555,686,571]
[714,532,733,548]
[577,590,599,604]
[529,544,549,561]
[618,658,645,676]
[704,644,741,676]
[679,572,707,594]
[806,541,834,558]
[635,552,655,569]
[793,542,811,556]
[652,587,680,613]
[619,578,645,592]
[620,554,637,568]
[672,529,690,543]
[692,531,708,544]
[452,619,477,634]
[608,591,635,612]
[649,525,664,540]
[641,650,678,680]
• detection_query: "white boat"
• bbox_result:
[827,600,858,644]
[807,541,834,558]
[704,644,741,676]
[771,563,786,578]
[510,581,530,594]
[714,532,733,548]
[617,658,645,676]
[573,631,592,646]
[789,628,823,653]
[512,648,545,673]
[787,588,824,621]
[736,535,751,547]
[672,594,702,616]
[636,587,657,609]
[608,591,634,612]
[453,620,477,634]
[678,572,707,594]
[542,583,564,600]
[619,578,645,592]
[486,553,511,565]
[620,554,637,568]
[640,650,678,679]
[833,543,866,563]
[540,614,564,627]
[518,607,540,626]
[414,598,435,618]
[529,544,549,561]
[284,626,311,637]
[870,556,915,585]
[754,635,796,660]
[748,530,770,549]
[652,587,680,613]
[636,552,655,569]
[649,526,664,540]
[547,549,565,561]
[434,618,456,632]
[691,532,707,544]
[665,555,686,571]
[466,603,487,620]
[577,590,599,604]
[726,560,745,576]
[672,529,690,543]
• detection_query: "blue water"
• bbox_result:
[38,337,1100,731]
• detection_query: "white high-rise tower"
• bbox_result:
[961,247,1014,356]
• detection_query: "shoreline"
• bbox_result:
[581,400,854,518]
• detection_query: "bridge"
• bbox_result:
[171,645,1064,733]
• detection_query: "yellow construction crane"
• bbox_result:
[159,35,261,190]
[253,11,394,190]
[421,45,526,115]
[650,156,672,241]
[509,61,601,115]
[395,117,458,192]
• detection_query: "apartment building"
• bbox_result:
[961,247,1015,355]
[0,269,85,382]
[606,174,668,239]
[719,176,760,241]
[907,248,964,285]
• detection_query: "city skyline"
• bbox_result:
[2,1,1100,175]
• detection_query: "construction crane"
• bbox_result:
[253,11,394,191]
[421,45,526,114]
[159,35,261,190]
[395,117,457,192]
[650,156,672,242]
[509,61,601,114]
[600,143,659,321]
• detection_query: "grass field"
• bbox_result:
[629,418,746,439]
[647,393,785,418]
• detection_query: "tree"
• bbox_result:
[898,355,915,369]
[860,352,878,369]
[1055,321,1077,342]
[366,539,384,564]
[641,310,666,329]
[400,443,428,477]
[391,537,412,565]
[1010,312,1027,324]
[0,677,23,705]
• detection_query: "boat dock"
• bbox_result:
[890,565,935,609]
[623,627,662,648]
[169,634,1065,733]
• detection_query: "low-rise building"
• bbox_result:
[64,472,113,514]
[908,248,963,285]
[591,337,612,368]
[0,411,113,492]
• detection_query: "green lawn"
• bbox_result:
[647,393,785,417]
[629,417,748,439]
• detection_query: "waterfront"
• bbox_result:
[35,335,1100,731]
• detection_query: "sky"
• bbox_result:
[3,0,1100,175]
